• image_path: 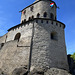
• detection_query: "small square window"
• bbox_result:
[51,32,58,40]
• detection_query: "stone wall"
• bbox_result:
[0,40,30,74]
[29,68,72,75]
[0,0,69,74]
[31,19,69,71]
[0,22,33,74]
[0,18,69,74]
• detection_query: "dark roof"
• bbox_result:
[20,0,57,12]
[8,18,65,31]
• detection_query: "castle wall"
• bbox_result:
[6,22,33,43]
[0,40,30,74]
[0,19,68,74]
[0,0,69,74]
[21,0,56,22]
[31,19,69,71]
[0,22,33,74]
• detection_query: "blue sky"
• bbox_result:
[0,0,75,54]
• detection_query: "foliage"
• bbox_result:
[70,53,75,62]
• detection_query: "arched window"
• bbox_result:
[24,19,26,22]
[37,13,40,18]
[50,13,54,20]
[43,12,47,17]
[14,33,21,41]
[32,15,34,19]
[51,32,58,40]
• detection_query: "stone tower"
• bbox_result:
[0,0,69,74]
[25,0,68,71]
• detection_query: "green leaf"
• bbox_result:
[70,53,75,62]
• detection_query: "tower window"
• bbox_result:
[50,13,54,20]
[46,21,48,24]
[43,12,47,17]
[32,15,34,19]
[41,20,43,23]
[24,19,26,22]
[37,13,40,18]
[51,32,58,40]
[14,33,21,41]
[28,17,31,20]
[36,20,38,23]
[30,6,34,11]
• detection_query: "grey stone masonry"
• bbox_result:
[30,19,69,71]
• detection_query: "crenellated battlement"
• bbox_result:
[8,18,65,32]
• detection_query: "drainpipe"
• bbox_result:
[28,22,34,73]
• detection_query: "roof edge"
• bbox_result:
[8,18,65,32]
[20,0,57,12]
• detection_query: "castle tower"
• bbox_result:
[0,0,69,74]
[24,0,68,71]
[21,0,57,23]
